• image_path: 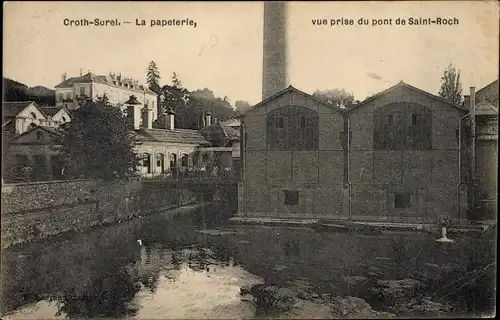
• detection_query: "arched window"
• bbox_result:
[169,153,177,167]
[143,153,151,173]
[30,112,37,119]
[181,153,189,167]
[156,153,165,172]
[373,102,432,150]
[267,106,319,151]
[62,116,67,122]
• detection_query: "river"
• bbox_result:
[1,204,496,319]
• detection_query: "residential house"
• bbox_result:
[129,105,210,178]
[5,126,65,182]
[55,72,157,119]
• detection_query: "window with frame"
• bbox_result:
[284,190,299,205]
[394,193,411,208]
[267,106,319,151]
[36,131,43,140]
[58,93,64,101]
[79,87,86,96]
[275,117,284,129]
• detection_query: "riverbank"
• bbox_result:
[1,199,209,250]
[1,178,204,249]
[229,216,496,237]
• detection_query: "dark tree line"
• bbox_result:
[3,78,55,106]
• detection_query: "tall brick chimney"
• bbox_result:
[262,1,289,100]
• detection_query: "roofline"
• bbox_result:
[9,125,63,143]
[55,73,157,96]
[347,81,469,113]
[2,101,49,118]
[476,79,498,95]
[245,85,345,115]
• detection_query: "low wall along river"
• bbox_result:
[1,178,197,249]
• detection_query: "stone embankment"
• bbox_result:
[1,178,199,249]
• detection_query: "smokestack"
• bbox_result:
[262,1,289,100]
[205,111,212,127]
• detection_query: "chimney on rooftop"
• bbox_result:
[204,111,212,127]
[61,73,67,82]
[141,105,153,129]
[165,108,175,130]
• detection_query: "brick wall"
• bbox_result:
[1,178,197,248]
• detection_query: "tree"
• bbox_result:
[172,72,183,88]
[312,88,355,109]
[438,63,463,105]
[234,100,252,114]
[58,99,140,180]
[146,61,161,94]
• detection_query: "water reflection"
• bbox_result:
[1,205,496,318]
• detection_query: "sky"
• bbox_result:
[3,1,499,105]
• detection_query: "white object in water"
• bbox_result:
[435,227,454,243]
[137,239,143,246]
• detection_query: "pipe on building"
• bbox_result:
[456,113,470,223]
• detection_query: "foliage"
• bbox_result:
[3,77,55,106]
[154,73,237,129]
[438,63,463,105]
[234,100,252,115]
[312,88,355,109]
[58,98,140,180]
[146,61,161,94]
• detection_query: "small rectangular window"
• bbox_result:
[387,115,393,126]
[284,190,299,205]
[275,117,284,129]
[394,193,411,208]
[412,114,417,126]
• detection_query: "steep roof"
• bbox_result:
[40,106,72,118]
[9,125,63,144]
[200,122,240,143]
[133,128,210,145]
[2,101,47,118]
[463,79,499,112]
[247,85,344,114]
[55,72,156,95]
[348,81,469,112]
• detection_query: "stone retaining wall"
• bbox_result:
[1,178,197,249]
